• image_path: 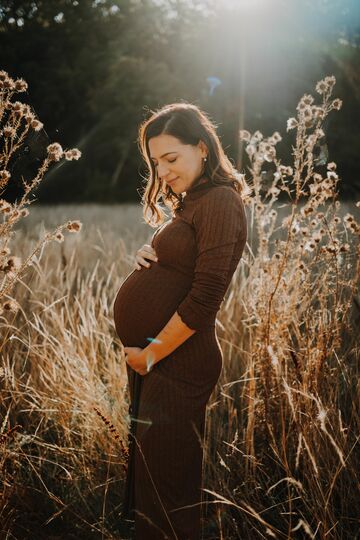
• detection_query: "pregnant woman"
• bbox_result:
[113,102,249,539]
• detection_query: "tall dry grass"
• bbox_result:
[0,71,359,539]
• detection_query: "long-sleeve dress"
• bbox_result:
[113,176,247,539]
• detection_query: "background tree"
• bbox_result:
[0,0,358,202]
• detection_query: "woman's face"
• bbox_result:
[148,134,207,194]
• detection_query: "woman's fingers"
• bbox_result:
[137,256,151,268]
[135,245,158,269]
[142,245,158,262]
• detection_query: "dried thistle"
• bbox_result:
[0,69,83,310]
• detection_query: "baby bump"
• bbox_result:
[113,262,193,348]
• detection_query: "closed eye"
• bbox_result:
[152,157,177,167]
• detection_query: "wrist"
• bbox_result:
[142,344,161,369]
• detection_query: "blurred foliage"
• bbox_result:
[0,0,359,202]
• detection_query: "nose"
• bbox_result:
[157,162,171,180]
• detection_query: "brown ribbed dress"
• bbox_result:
[113,176,247,539]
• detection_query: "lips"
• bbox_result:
[167,177,179,185]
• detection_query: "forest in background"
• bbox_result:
[0,0,359,203]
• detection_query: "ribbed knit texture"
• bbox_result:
[113,177,247,539]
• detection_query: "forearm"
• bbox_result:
[143,310,196,367]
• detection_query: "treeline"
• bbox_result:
[0,0,359,202]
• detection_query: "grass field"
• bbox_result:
[1,200,359,539]
[1,70,359,539]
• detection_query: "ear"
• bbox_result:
[198,140,208,158]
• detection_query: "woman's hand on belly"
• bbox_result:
[124,346,155,376]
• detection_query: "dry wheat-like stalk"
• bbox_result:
[0,69,82,314]
[204,75,360,539]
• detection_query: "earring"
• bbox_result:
[203,156,207,162]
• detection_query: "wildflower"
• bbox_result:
[343,213,354,224]
[324,75,336,88]
[315,80,328,94]
[356,201,360,208]
[31,119,43,131]
[239,130,251,142]
[54,232,65,243]
[312,106,325,120]
[64,148,82,161]
[3,78,15,90]
[20,208,29,217]
[24,114,35,125]
[245,144,256,158]
[287,117,297,131]
[270,209,277,218]
[297,100,307,112]
[14,78,28,92]
[251,130,263,143]
[327,171,338,180]
[331,99,342,111]
[273,252,282,260]
[316,75,336,95]
[301,206,315,217]
[47,142,63,162]
[12,101,23,111]
[66,220,82,233]
[269,186,280,197]
[0,201,12,214]
[271,131,282,143]
[349,222,359,233]
[264,147,276,162]
[316,212,324,220]
[2,256,22,273]
[327,162,337,171]
[3,126,16,138]
[339,243,350,252]
[313,232,322,243]
[333,216,341,224]
[2,299,20,313]
[305,241,316,252]
[303,106,313,119]
[301,227,309,236]
[0,170,11,182]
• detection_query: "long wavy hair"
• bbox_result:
[138,102,251,227]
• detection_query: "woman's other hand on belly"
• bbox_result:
[124,346,156,376]
[134,243,158,270]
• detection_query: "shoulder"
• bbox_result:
[195,185,244,216]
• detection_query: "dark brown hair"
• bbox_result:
[138,102,251,226]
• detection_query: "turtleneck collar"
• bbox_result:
[173,175,212,216]
[185,175,212,196]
